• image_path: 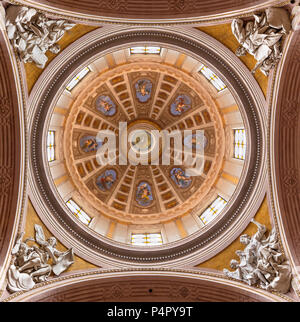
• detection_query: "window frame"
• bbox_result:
[66,66,91,92]
[233,128,246,160]
[47,130,56,162]
[199,195,228,225]
[130,232,163,246]
[66,199,92,226]
[199,64,227,92]
[130,46,162,55]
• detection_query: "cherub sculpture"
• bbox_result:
[7,225,74,293]
[223,219,292,294]
[5,5,75,68]
[231,7,291,75]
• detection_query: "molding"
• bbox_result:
[3,268,293,302]
[4,0,289,26]
[268,29,300,297]
[0,25,26,292]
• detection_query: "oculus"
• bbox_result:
[135,79,152,103]
[80,135,102,153]
[170,168,192,188]
[96,169,117,191]
[95,95,117,116]
[130,130,154,155]
[136,181,153,206]
[170,94,191,116]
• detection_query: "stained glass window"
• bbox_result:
[66,199,91,225]
[47,131,55,162]
[131,233,163,246]
[199,196,227,225]
[130,46,161,55]
[234,129,246,160]
[66,67,90,91]
[199,64,226,92]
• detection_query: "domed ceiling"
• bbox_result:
[40,41,253,251]
[27,26,266,264]
[2,0,299,304]
[64,64,224,224]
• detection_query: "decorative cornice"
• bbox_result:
[2,268,294,302]
[4,0,290,26]
[268,29,300,297]
[0,27,26,291]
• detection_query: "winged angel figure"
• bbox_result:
[5,5,75,68]
[223,219,292,293]
[7,225,74,293]
[231,7,291,75]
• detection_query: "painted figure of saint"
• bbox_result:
[95,95,116,116]
[136,181,153,206]
[96,169,117,191]
[135,79,152,103]
[170,168,192,188]
[170,95,191,116]
[80,136,102,153]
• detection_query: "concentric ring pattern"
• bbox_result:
[28,28,266,263]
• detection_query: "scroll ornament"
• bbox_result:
[7,224,74,293]
[224,219,292,294]
[5,5,75,68]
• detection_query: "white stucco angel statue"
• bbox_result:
[34,224,74,276]
[231,7,291,75]
[7,225,74,293]
[223,219,292,294]
[5,5,75,68]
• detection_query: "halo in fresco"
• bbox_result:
[135,79,152,103]
[170,168,192,188]
[95,95,116,116]
[170,94,191,116]
[80,135,102,153]
[184,133,208,150]
[96,169,117,191]
[136,181,153,206]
